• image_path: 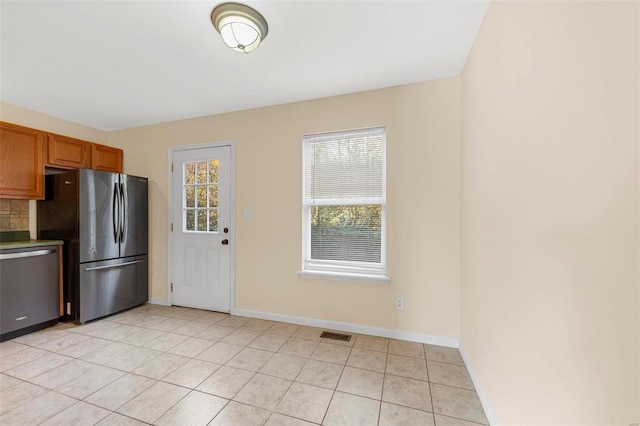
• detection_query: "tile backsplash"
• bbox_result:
[0,199,29,231]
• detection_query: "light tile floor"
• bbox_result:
[0,304,489,425]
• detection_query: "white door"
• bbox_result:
[170,145,232,312]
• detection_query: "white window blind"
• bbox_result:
[302,127,387,280]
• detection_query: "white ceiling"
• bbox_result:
[0,0,489,131]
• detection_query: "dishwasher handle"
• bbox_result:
[0,249,56,261]
[84,259,146,271]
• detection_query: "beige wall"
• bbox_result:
[0,102,108,144]
[461,1,639,424]
[109,78,462,340]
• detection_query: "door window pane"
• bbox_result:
[185,186,195,208]
[196,161,207,183]
[209,210,218,232]
[209,186,219,208]
[209,160,219,183]
[185,162,195,184]
[182,159,221,233]
[185,210,195,231]
[197,210,207,231]
[197,185,207,208]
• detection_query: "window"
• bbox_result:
[301,127,388,283]
[183,159,219,232]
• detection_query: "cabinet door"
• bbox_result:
[46,134,91,169]
[92,144,123,173]
[0,122,44,199]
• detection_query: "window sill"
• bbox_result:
[297,270,391,284]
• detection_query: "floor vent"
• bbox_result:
[320,331,352,342]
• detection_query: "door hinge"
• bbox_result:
[170,223,173,232]
[171,163,174,172]
[171,282,173,292]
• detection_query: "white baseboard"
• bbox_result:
[234,308,459,348]
[459,343,497,425]
[149,298,170,306]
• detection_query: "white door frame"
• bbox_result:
[167,140,236,314]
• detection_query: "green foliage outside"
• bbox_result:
[311,204,382,263]
[184,160,219,232]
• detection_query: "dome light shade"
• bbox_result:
[211,3,268,53]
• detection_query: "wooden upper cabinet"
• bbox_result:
[46,133,91,169]
[92,143,123,173]
[0,122,45,200]
[0,121,124,200]
[46,132,123,173]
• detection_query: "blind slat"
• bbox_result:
[303,128,386,204]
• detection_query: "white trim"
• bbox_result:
[301,127,388,279]
[169,140,235,152]
[304,126,386,143]
[168,140,236,314]
[459,343,498,425]
[297,270,390,284]
[228,143,236,315]
[234,308,458,348]
[149,298,170,306]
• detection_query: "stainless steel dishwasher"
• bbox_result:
[0,245,60,341]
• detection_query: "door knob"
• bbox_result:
[221,239,229,245]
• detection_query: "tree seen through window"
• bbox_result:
[184,159,219,232]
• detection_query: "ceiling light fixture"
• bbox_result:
[211,2,268,54]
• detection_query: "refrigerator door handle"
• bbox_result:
[119,181,126,243]
[113,182,120,244]
[84,259,146,271]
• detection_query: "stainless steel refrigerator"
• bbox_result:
[38,168,148,323]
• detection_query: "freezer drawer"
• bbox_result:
[79,255,147,323]
[0,246,60,340]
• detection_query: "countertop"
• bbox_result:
[0,240,64,250]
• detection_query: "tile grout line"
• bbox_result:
[1,306,485,425]
[377,335,390,426]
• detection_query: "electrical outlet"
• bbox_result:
[395,297,404,311]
